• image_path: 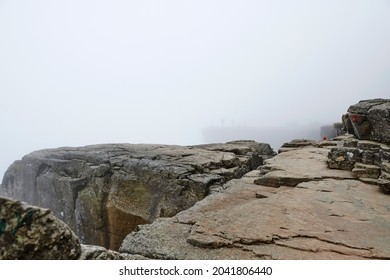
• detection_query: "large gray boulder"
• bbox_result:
[344,99,390,144]
[0,196,81,259]
[0,141,274,250]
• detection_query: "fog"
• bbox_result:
[1,0,389,179]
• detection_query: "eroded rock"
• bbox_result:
[255,146,354,187]
[0,196,81,259]
[0,141,274,250]
[345,99,390,144]
[327,138,390,194]
[119,141,390,259]
[79,244,148,260]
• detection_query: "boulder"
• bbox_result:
[0,196,81,259]
[346,99,390,144]
[0,141,274,250]
[327,147,362,171]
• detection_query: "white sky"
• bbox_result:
[1,0,389,178]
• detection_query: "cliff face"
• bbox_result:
[0,141,274,250]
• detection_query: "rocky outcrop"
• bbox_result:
[343,99,390,144]
[119,140,390,259]
[0,141,274,250]
[2,99,389,259]
[327,137,390,194]
[335,99,390,192]
[0,196,81,259]
[79,244,148,260]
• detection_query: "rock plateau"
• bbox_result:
[1,98,389,259]
[119,138,390,259]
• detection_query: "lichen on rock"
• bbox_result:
[0,196,81,259]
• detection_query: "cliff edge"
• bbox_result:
[119,138,390,259]
[0,141,274,251]
[1,99,389,259]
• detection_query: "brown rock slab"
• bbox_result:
[120,144,390,259]
[255,147,354,187]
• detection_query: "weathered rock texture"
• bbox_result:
[327,137,390,194]
[0,196,81,259]
[343,99,390,144]
[79,244,148,260]
[119,140,390,259]
[0,141,274,250]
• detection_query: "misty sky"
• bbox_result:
[1,0,389,178]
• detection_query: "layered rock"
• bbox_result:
[340,98,390,191]
[343,99,390,144]
[0,141,274,250]
[119,140,390,259]
[0,196,81,259]
[2,98,389,259]
[327,137,390,194]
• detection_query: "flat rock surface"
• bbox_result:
[254,147,354,187]
[120,145,390,259]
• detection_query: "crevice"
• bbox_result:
[196,231,385,259]
[279,234,374,252]
[329,213,344,217]
[255,193,269,199]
